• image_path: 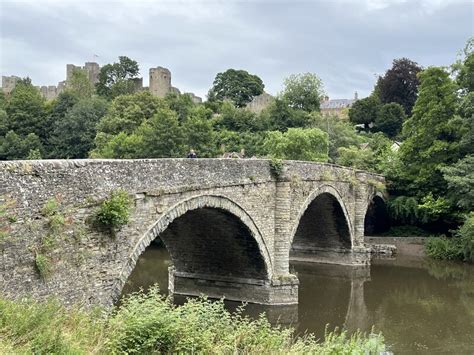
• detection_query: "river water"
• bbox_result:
[121,245,474,354]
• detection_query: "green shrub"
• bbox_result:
[95,189,132,232]
[0,287,387,354]
[41,198,59,217]
[0,297,106,353]
[269,158,283,179]
[35,253,52,280]
[456,212,474,262]
[426,213,474,263]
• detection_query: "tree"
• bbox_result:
[348,96,380,131]
[208,69,264,107]
[217,102,262,132]
[442,155,474,211]
[96,91,165,136]
[260,98,311,131]
[374,103,405,138]
[336,146,374,171]
[453,37,474,94]
[0,131,43,160]
[280,73,325,112]
[50,98,108,158]
[310,113,364,162]
[68,68,94,99]
[136,109,184,158]
[5,78,46,141]
[96,56,140,99]
[375,58,422,115]
[165,93,196,122]
[398,67,462,197]
[263,128,328,162]
[183,112,216,158]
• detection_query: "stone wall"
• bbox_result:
[0,159,384,307]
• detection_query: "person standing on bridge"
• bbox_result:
[187,149,197,158]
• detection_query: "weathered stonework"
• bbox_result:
[0,159,385,307]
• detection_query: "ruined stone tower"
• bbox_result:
[149,67,172,98]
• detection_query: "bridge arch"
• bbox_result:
[290,185,354,255]
[113,194,273,300]
[364,192,390,235]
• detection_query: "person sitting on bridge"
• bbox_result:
[187,149,197,158]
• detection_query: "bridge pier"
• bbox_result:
[169,267,299,305]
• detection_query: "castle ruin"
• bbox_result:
[2,62,202,103]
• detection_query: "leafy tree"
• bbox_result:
[0,131,43,160]
[208,69,264,107]
[165,93,196,122]
[374,103,405,138]
[96,91,165,135]
[453,37,474,94]
[0,109,8,137]
[50,98,108,158]
[5,78,46,141]
[215,130,266,157]
[310,113,364,162]
[263,128,328,162]
[348,96,380,131]
[135,109,184,158]
[183,113,216,158]
[398,67,462,197]
[280,73,325,112]
[91,132,144,159]
[96,56,140,99]
[336,145,374,171]
[0,91,6,110]
[67,68,94,99]
[260,98,311,131]
[441,155,474,211]
[216,102,263,132]
[375,58,422,115]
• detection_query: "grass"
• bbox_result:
[0,287,386,354]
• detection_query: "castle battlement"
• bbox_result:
[2,62,202,102]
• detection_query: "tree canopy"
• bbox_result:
[208,69,264,107]
[96,56,140,99]
[375,57,422,115]
[280,73,325,112]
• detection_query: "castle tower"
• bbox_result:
[84,62,100,84]
[149,67,172,98]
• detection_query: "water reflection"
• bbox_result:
[122,245,474,354]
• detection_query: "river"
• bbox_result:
[121,244,474,354]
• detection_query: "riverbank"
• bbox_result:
[0,287,386,354]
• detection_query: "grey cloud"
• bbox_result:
[1,0,472,100]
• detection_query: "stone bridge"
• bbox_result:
[0,159,387,307]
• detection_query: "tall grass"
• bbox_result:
[0,287,386,354]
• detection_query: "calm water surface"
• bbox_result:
[121,245,474,354]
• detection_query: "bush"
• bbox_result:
[95,189,132,232]
[0,287,387,354]
[456,212,474,262]
[269,158,283,178]
[425,236,463,261]
[35,253,52,280]
[425,213,474,263]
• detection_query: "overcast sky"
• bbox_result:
[1,0,472,100]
